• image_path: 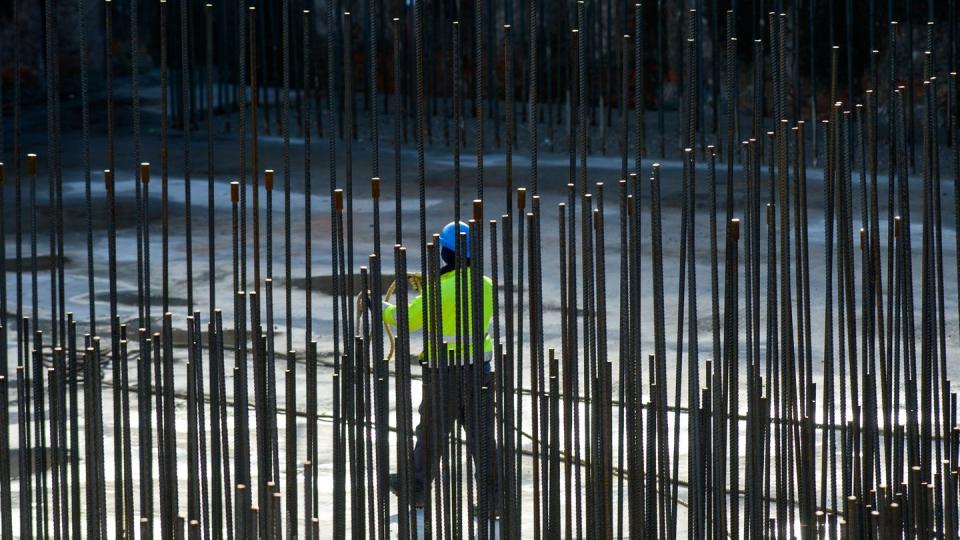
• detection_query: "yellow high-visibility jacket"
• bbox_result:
[382,268,494,358]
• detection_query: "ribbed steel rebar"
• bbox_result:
[7,5,960,538]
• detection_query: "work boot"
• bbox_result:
[388,473,426,507]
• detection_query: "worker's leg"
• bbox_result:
[464,359,501,513]
[411,365,461,498]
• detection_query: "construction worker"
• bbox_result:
[383,221,501,517]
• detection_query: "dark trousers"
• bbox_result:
[411,360,501,511]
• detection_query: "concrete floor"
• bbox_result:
[3,86,960,537]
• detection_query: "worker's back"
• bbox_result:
[383,267,494,358]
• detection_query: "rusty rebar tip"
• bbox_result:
[517,188,526,210]
[264,169,274,191]
[860,228,866,250]
[593,208,601,229]
[0,163,4,184]
[27,153,38,175]
[140,163,151,184]
[473,199,483,221]
[104,169,115,192]
[334,189,344,212]
[371,177,381,199]
[766,203,773,225]
[730,218,740,240]
[894,216,901,238]
[230,182,240,204]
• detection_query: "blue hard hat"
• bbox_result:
[439,221,470,258]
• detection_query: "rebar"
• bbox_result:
[182,0,194,314]
[4,4,960,539]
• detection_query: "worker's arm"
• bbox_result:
[382,294,424,332]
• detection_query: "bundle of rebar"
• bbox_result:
[2,0,960,538]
